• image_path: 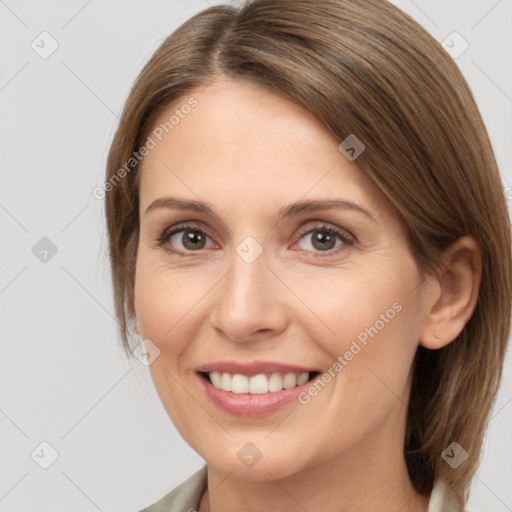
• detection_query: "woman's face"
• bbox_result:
[134,78,433,481]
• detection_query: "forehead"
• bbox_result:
[143,78,338,166]
[137,78,392,222]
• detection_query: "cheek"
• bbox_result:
[296,259,421,410]
[294,260,416,352]
[133,251,205,432]
[134,249,206,346]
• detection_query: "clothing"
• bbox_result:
[139,464,467,512]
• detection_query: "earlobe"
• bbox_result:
[419,236,482,350]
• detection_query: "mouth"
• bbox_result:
[195,367,322,417]
[198,370,321,394]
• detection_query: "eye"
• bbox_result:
[156,223,214,256]
[294,223,354,256]
[156,222,354,257]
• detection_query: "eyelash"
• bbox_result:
[155,222,354,258]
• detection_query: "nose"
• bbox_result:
[209,245,289,344]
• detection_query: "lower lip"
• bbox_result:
[196,373,318,417]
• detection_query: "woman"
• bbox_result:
[103,0,511,510]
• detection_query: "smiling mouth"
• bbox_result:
[198,370,321,394]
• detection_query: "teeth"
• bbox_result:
[208,371,310,394]
[232,374,249,394]
[220,372,231,391]
[249,374,268,394]
[296,372,309,386]
[283,373,297,389]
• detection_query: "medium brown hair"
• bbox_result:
[104,0,512,505]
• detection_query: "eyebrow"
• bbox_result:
[144,197,376,222]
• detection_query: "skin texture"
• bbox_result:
[134,77,481,512]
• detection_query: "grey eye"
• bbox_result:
[170,229,209,251]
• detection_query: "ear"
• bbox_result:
[419,236,482,350]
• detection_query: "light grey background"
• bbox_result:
[0,1,510,511]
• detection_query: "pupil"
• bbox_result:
[313,230,334,250]
[183,230,205,250]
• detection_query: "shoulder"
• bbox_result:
[428,479,471,512]
[139,465,208,512]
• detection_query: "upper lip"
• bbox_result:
[196,360,318,376]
